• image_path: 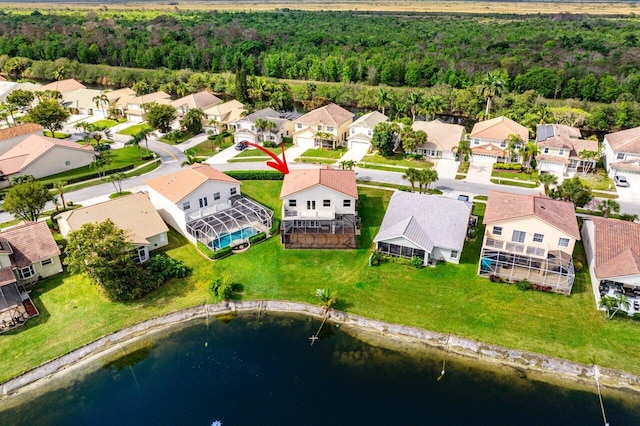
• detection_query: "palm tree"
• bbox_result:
[90,125,112,147]
[254,118,267,143]
[339,160,357,170]
[264,120,277,144]
[453,140,472,162]
[578,149,600,174]
[505,134,523,163]
[599,199,620,218]
[128,127,154,158]
[92,92,110,117]
[315,288,337,311]
[53,180,68,209]
[181,149,203,167]
[107,172,127,195]
[406,91,424,121]
[522,141,540,172]
[418,96,445,121]
[477,71,506,117]
[600,294,631,319]
[418,168,439,193]
[181,108,205,135]
[53,66,66,91]
[376,87,392,116]
[535,173,558,195]
[402,167,420,192]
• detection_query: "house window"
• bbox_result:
[18,265,35,280]
[323,200,331,207]
[351,129,355,135]
[343,199,351,208]
[533,233,544,243]
[558,149,564,155]
[131,246,148,263]
[512,230,526,243]
[308,220,320,228]
[317,125,322,131]
[327,126,334,132]
[368,130,372,136]
[213,192,220,200]
[230,188,237,196]
[182,201,191,210]
[617,152,625,160]
[473,139,480,145]
[543,148,549,154]
[500,141,506,148]
[307,200,316,210]
[199,197,208,208]
[451,250,459,259]
[297,123,302,129]
[41,258,53,267]
[558,237,570,248]
[289,199,297,207]
[493,226,502,236]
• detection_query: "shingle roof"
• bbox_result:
[280,167,358,199]
[145,164,240,203]
[0,134,94,175]
[231,108,291,132]
[0,221,60,268]
[104,87,136,102]
[203,100,246,123]
[41,78,86,93]
[590,217,640,279]
[374,192,471,252]
[171,91,222,111]
[0,123,43,142]
[605,126,640,154]
[470,116,529,142]
[536,124,597,157]
[56,192,169,245]
[294,103,353,127]
[350,111,388,129]
[483,191,580,239]
[412,119,465,152]
[537,124,582,142]
[61,88,102,111]
[128,91,171,106]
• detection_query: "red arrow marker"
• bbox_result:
[244,141,289,175]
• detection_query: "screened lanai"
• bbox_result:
[186,196,273,249]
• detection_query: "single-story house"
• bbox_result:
[101,88,137,118]
[469,116,529,164]
[602,126,640,176]
[292,103,353,150]
[56,192,169,263]
[346,111,387,150]
[229,108,294,145]
[0,123,44,156]
[40,78,86,93]
[411,119,466,160]
[374,192,471,265]
[536,124,599,174]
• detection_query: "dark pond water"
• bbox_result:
[1,314,639,426]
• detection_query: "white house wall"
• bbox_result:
[147,232,169,251]
[35,255,63,279]
[21,147,94,180]
[538,161,566,174]
[484,216,577,256]
[431,247,460,264]
[283,185,357,216]
[147,187,190,239]
[179,181,240,214]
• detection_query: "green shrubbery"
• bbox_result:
[370,250,423,269]
[145,254,192,281]
[224,170,284,180]
[493,163,523,171]
[249,232,266,244]
[213,246,233,259]
[210,275,234,300]
[197,241,216,258]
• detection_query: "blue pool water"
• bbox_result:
[208,226,258,249]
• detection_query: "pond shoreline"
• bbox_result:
[1,300,640,398]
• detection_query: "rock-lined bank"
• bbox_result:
[1,300,640,397]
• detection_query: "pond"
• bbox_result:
[1,314,639,425]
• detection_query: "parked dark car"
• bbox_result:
[235,141,249,151]
[95,143,111,152]
[614,175,630,187]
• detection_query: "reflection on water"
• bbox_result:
[1,314,639,426]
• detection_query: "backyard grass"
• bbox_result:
[117,123,151,136]
[361,153,433,169]
[300,147,347,159]
[580,172,617,192]
[2,182,640,383]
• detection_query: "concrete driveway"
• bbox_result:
[465,162,493,184]
[336,143,370,164]
[435,159,459,180]
[612,173,640,203]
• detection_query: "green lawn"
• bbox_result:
[159,131,195,144]
[190,136,235,157]
[43,130,70,139]
[358,163,407,172]
[361,153,433,169]
[580,172,617,192]
[295,158,337,165]
[117,123,151,136]
[300,147,347,159]
[491,169,539,181]
[490,178,539,188]
[235,146,286,158]
[228,157,275,163]
[91,119,122,129]
[2,181,640,383]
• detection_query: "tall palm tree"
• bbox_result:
[599,199,620,218]
[477,71,506,117]
[453,140,472,162]
[406,91,424,121]
[181,149,203,167]
[53,66,66,91]
[419,168,439,192]
[535,173,558,195]
[254,118,267,143]
[53,180,68,209]
[600,294,631,319]
[505,134,523,163]
[92,92,110,117]
[578,149,600,174]
[523,141,540,172]
[264,120,277,144]
[418,96,445,121]
[402,168,420,192]
[376,87,392,116]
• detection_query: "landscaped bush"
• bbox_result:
[249,232,266,244]
[210,275,234,300]
[493,163,523,171]
[224,170,284,180]
[516,280,533,292]
[213,246,233,259]
[269,218,280,236]
[377,252,423,269]
[197,241,216,259]
[573,261,583,272]
[403,153,423,161]
[144,254,192,281]
[41,164,136,189]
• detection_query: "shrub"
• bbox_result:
[42,164,136,188]
[213,246,233,259]
[403,153,423,161]
[410,256,424,268]
[144,254,192,280]
[197,241,216,259]
[224,170,284,180]
[516,280,532,292]
[493,163,523,171]
[210,275,234,300]
[270,218,281,236]
[573,261,583,272]
[249,232,266,244]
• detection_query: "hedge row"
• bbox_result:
[224,170,284,180]
[493,163,523,171]
[42,164,136,189]
[249,232,266,244]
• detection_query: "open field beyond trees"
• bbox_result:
[1,181,640,384]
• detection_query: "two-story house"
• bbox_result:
[280,167,359,249]
[125,91,172,123]
[171,91,222,117]
[0,221,62,333]
[479,191,580,295]
[346,111,387,150]
[146,164,273,250]
[56,192,169,264]
[292,103,353,150]
[202,100,246,134]
[374,192,471,265]
[229,108,294,145]
[536,124,599,174]
[469,116,529,164]
[602,126,640,177]
[411,119,466,160]
[92,87,136,119]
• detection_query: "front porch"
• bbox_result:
[314,135,339,150]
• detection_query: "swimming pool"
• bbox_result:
[209,227,259,249]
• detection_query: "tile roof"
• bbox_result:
[41,78,86,93]
[127,91,171,106]
[145,164,240,203]
[350,111,388,129]
[536,154,570,165]
[203,100,246,123]
[374,192,471,252]
[483,191,580,239]
[56,192,169,245]
[0,75,5,81]
[280,167,358,199]
[471,144,506,156]
[536,123,582,142]
[470,116,529,142]
[0,134,94,175]
[104,87,136,102]
[610,160,640,172]
[0,221,60,268]
[61,88,102,111]
[536,124,597,157]
[171,91,222,111]
[412,119,465,152]
[590,217,640,279]
[0,123,43,142]
[605,126,640,154]
[231,108,292,132]
[294,103,353,127]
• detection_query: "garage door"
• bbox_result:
[296,136,315,149]
[472,154,497,164]
[538,161,565,174]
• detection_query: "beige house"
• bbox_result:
[347,111,387,150]
[536,124,599,174]
[0,123,44,156]
[0,222,62,333]
[56,192,169,263]
[61,88,102,115]
[280,167,359,249]
[101,88,137,118]
[229,108,294,146]
[41,78,86,93]
[411,119,466,160]
[171,91,222,117]
[582,217,640,315]
[293,103,353,150]
[479,191,580,295]
[602,126,640,176]
[0,134,94,187]
[125,91,172,123]
[470,116,529,164]
[146,164,273,249]
[203,100,246,134]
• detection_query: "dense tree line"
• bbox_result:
[2,10,640,102]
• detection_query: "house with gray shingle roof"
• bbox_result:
[536,124,599,174]
[373,192,471,265]
[602,126,640,176]
[229,108,294,146]
[347,111,387,150]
